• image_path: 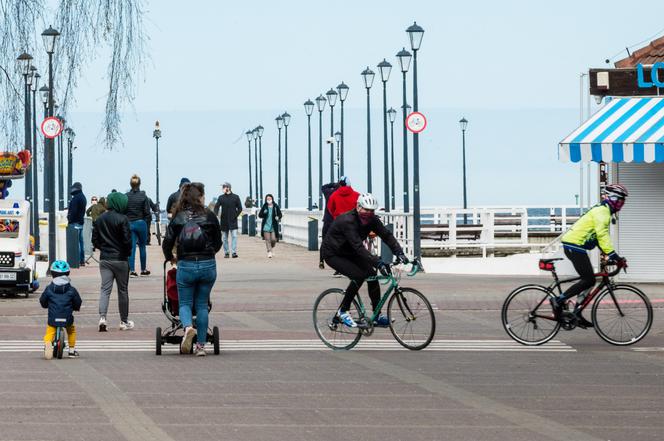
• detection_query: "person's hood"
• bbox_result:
[53,275,70,286]
[98,197,107,207]
[70,182,82,195]
[336,185,356,197]
[106,191,129,213]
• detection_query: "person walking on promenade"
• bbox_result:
[244,196,254,209]
[214,182,242,258]
[67,182,87,266]
[125,174,152,277]
[319,180,340,269]
[86,196,106,223]
[162,182,222,356]
[327,176,359,219]
[166,177,190,218]
[258,194,282,258]
[92,191,134,332]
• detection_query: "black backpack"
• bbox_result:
[178,212,208,254]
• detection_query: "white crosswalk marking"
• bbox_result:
[0,339,575,352]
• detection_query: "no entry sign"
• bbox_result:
[406,111,427,133]
[41,117,63,139]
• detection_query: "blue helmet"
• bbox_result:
[50,260,70,276]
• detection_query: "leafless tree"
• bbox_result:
[0,0,147,150]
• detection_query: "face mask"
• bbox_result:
[358,211,374,225]
[606,197,625,212]
[266,199,273,205]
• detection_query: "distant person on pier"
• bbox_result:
[86,196,107,223]
[214,182,242,258]
[327,176,359,219]
[166,177,190,218]
[125,174,152,277]
[67,182,87,267]
[258,193,282,258]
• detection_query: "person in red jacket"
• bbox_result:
[327,176,359,219]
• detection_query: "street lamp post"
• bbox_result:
[275,116,283,207]
[407,21,424,258]
[282,112,291,209]
[42,25,60,265]
[378,59,392,212]
[66,128,75,201]
[257,125,264,206]
[326,88,338,181]
[18,53,33,208]
[252,128,258,204]
[336,82,349,175]
[153,121,161,213]
[56,114,64,210]
[304,100,315,210]
[396,47,412,212]
[459,117,469,224]
[361,67,375,193]
[315,95,326,208]
[334,131,342,181]
[387,107,397,210]
[245,130,253,203]
[39,85,48,213]
[32,72,41,249]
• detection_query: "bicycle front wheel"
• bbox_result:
[592,284,653,346]
[387,288,436,350]
[313,288,362,350]
[502,285,560,346]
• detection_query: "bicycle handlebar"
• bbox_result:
[600,260,627,277]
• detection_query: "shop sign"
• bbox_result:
[637,63,664,88]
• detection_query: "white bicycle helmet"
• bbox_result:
[604,183,628,199]
[357,193,379,210]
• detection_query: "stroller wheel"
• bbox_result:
[155,327,162,356]
[213,326,220,355]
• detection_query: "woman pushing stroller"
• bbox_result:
[162,182,222,356]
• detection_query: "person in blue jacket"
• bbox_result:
[40,261,82,359]
[67,182,88,266]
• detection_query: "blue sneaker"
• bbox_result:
[338,311,357,328]
[374,314,392,328]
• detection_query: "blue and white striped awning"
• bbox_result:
[559,97,664,163]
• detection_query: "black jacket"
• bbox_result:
[125,189,151,222]
[258,203,282,239]
[321,183,338,224]
[39,279,82,327]
[214,193,243,231]
[92,209,132,261]
[67,189,87,225]
[166,190,180,216]
[320,209,403,266]
[162,208,222,261]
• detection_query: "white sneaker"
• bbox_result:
[268,252,273,258]
[338,311,358,328]
[44,344,53,360]
[181,326,196,354]
[194,343,206,357]
[119,320,134,331]
[98,316,107,332]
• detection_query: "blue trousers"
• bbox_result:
[176,259,217,345]
[72,223,85,264]
[129,220,147,272]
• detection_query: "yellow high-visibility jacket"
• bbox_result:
[561,203,616,256]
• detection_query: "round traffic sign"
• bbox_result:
[406,111,427,133]
[41,117,63,139]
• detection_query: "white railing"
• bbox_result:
[280,209,323,248]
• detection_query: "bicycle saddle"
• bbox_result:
[539,258,563,264]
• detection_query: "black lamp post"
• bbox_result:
[282,112,291,209]
[245,130,253,203]
[326,88,338,182]
[42,24,60,265]
[336,82,349,175]
[252,128,258,204]
[32,72,41,249]
[56,113,64,210]
[361,67,375,193]
[39,85,48,212]
[315,94,326,208]
[275,116,283,207]
[334,131,342,181]
[66,128,75,202]
[17,53,33,205]
[387,107,397,210]
[378,59,392,212]
[304,99,314,210]
[459,117,469,224]
[153,121,161,212]
[257,124,264,206]
[396,47,412,213]
[407,21,424,258]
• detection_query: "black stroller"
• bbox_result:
[155,262,220,355]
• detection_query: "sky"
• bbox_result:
[8,0,664,208]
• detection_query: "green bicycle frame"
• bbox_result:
[355,264,420,322]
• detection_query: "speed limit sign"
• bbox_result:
[406,111,427,133]
[41,117,63,139]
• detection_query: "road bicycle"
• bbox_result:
[313,259,436,350]
[502,258,653,346]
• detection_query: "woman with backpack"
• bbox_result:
[162,182,222,356]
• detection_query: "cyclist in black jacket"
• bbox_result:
[321,193,407,328]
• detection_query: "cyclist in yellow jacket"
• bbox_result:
[552,183,628,328]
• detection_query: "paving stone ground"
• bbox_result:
[1,235,663,441]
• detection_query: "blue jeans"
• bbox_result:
[72,223,85,264]
[176,259,217,345]
[222,229,238,254]
[129,220,147,272]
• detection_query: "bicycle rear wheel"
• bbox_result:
[313,288,362,350]
[387,288,436,350]
[592,285,653,346]
[502,285,560,345]
[56,327,65,359]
